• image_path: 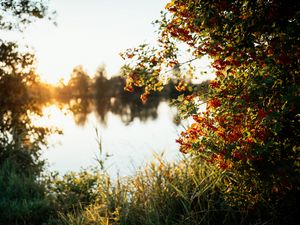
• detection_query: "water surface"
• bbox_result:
[39,101,183,176]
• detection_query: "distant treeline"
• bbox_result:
[35,65,209,126]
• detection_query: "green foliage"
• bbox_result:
[0,157,52,225]
[46,170,103,214]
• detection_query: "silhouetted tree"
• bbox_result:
[0,1,55,224]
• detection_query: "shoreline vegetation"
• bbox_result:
[1,150,299,225]
[44,153,299,225]
[43,154,296,225]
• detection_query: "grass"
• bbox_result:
[1,147,298,225]
[47,153,277,225]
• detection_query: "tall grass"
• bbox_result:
[1,148,297,224]
[49,154,267,225]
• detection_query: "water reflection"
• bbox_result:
[40,102,181,175]
[52,66,198,126]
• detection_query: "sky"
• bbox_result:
[20,0,169,84]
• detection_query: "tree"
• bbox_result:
[0,1,55,223]
[0,0,53,30]
[67,65,92,98]
[0,0,54,175]
[121,0,300,210]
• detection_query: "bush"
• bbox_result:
[0,158,52,225]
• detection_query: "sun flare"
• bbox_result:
[32,105,67,128]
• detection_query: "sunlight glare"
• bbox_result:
[33,105,67,128]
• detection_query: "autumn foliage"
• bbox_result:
[121,0,300,206]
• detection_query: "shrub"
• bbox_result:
[0,158,52,225]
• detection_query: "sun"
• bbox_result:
[35,52,73,85]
